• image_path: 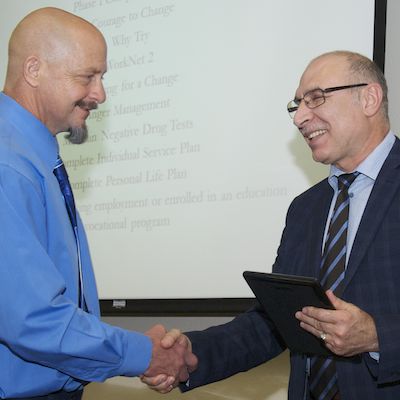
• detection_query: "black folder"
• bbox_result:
[243,271,334,356]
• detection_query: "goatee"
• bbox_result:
[66,124,88,144]
[65,100,98,144]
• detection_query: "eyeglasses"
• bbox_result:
[287,83,368,119]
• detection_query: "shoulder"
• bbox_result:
[288,178,331,213]
[0,122,46,198]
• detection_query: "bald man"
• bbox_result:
[0,8,196,400]
[144,51,400,399]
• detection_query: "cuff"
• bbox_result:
[117,331,153,376]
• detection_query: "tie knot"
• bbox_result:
[337,172,359,191]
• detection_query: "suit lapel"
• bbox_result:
[306,181,333,278]
[343,138,400,292]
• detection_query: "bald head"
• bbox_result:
[5,7,106,91]
[3,7,107,138]
[293,50,390,171]
[304,50,389,122]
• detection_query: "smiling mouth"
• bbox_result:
[304,129,327,140]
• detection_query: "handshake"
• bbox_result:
[142,324,197,393]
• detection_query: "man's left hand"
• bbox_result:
[295,290,379,357]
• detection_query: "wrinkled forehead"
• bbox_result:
[295,55,351,98]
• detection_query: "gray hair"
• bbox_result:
[322,50,389,121]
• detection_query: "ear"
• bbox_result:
[23,56,41,88]
[361,83,383,117]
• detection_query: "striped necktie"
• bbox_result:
[309,172,359,400]
[54,156,86,310]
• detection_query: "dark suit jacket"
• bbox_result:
[183,137,400,399]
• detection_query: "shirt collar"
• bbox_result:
[0,92,59,170]
[328,131,396,187]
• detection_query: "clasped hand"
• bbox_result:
[295,290,379,357]
[143,325,197,393]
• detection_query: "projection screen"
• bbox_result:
[0,0,384,312]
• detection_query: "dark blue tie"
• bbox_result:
[54,157,77,228]
[54,156,86,310]
[310,172,359,400]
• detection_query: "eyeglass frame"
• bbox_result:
[287,83,369,119]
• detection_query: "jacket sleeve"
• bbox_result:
[181,304,286,391]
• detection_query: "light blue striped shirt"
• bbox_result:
[325,131,395,262]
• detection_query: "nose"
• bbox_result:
[90,76,106,104]
[293,99,312,128]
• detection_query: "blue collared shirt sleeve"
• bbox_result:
[0,150,151,397]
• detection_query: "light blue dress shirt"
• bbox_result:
[0,93,152,398]
[325,131,395,263]
[325,130,395,361]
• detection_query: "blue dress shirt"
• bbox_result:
[0,93,152,398]
[325,131,396,263]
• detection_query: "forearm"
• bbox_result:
[182,306,285,390]
[0,283,152,380]
[0,170,152,381]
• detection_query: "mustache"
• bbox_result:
[76,100,98,111]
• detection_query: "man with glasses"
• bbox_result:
[144,50,400,399]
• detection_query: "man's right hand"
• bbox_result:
[142,325,197,393]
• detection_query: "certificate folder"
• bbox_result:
[243,271,334,356]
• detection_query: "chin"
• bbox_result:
[311,152,331,165]
[66,125,89,144]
